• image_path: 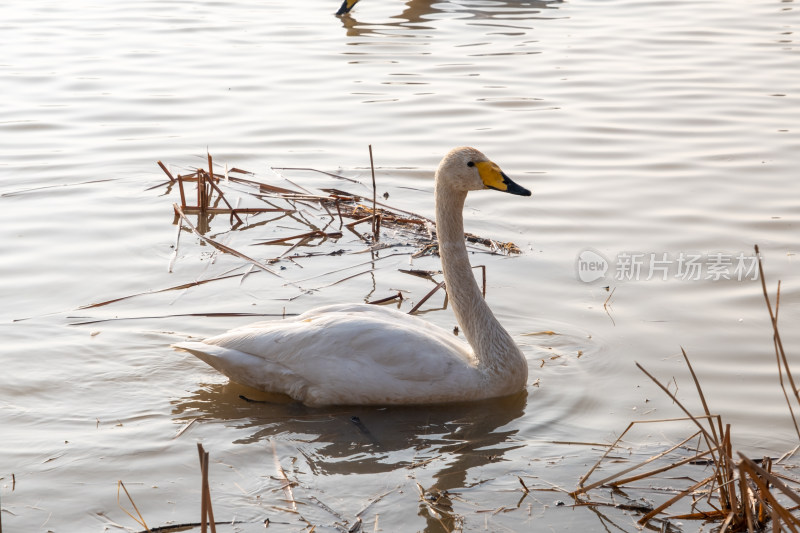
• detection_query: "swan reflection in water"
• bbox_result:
[337,0,562,33]
[172,382,528,530]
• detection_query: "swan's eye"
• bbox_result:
[467,161,475,167]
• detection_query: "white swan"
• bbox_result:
[175,147,531,406]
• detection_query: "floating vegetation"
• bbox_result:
[69,150,527,323]
[144,151,522,316]
[159,151,523,256]
[573,248,800,532]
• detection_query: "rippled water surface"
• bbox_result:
[2,0,799,530]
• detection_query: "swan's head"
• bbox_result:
[336,0,360,15]
[436,147,531,196]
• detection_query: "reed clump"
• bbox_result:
[70,151,528,321]
[573,246,800,532]
[115,151,523,322]
[159,151,523,257]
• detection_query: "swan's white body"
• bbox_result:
[175,147,531,406]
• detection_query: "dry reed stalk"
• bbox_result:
[256,230,343,246]
[271,166,358,183]
[635,362,719,453]
[68,312,287,326]
[157,161,176,183]
[309,268,375,291]
[368,145,379,242]
[200,169,243,226]
[415,483,456,531]
[117,480,151,533]
[284,252,407,287]
[196,443,217,533]
[407,265,488,315]
[738,461,800,532]
[179,206,293,215]
[606,444,717,488]
[408,280,446,315]
[367,292,404,305]
[270,439,298,513]
[638,474,715,525]
[345,213,380,239]
[739,454,800,511]
[356,487,399,520]
[575,426,705,493]
[158,161,186,206]
[755,244,800,440]
[173,203,280,276]
[172,417,201,440]
[197,169,206,214]
[78,272,246,309]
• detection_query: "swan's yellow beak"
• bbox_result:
[336,0,360,15]
[476,161,532,196]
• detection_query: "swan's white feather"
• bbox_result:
[176,304,484,406]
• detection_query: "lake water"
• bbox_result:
[1,0,799,531]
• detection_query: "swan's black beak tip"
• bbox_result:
[336,0,358,15]
[502,173,532,197]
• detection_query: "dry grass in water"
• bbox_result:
[118,444,224,533]
[73,151,523,321]
[573,246,800,532]
[161,151,523,256]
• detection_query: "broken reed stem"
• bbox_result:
[158,161,186,206]
[755,244,800,440]
[739,453,800,510]
[197,170,205,214]
[256,230,343,246]
[407,266,486,314]
[738,456,800,531]
[635,362,717,448]
[638,474,715,525]
[271,439,298,513]
[174,203,280,277]
[677,347,734,510]
[202,170,244,226]
[477,265,486,298]
[722,424,739,513]
[609,444,717,488]
[117,480,151,533]
[197,443,217,533]
[157,160,177,183]
[368,292,404,305]
[680,347,722,445]
[207,152,213,188]
[409,280,446,315]
[739,465,757,532]
[369,145,379,242]
[575,428,704,494]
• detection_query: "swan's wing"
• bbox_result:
[175,304,480,405]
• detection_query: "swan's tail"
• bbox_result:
[173,341,300,396]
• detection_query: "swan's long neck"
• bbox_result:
[434,180,527,391]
